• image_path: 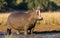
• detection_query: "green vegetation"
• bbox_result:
[0,0,60,12]
[0,0,7,11]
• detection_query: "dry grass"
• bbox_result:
[35,12,60,31]
[0,13,10,23]
[0,12,60,32]
[40,12,60,25]
[0,13,11,32]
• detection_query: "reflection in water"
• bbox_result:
[0,32,60,38]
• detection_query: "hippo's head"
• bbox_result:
[32,8,43,20]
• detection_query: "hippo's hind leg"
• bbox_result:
[24,26,28,35]
[7,22,12,35]
[7,28,11,35]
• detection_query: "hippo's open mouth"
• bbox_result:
[37,17,43,21]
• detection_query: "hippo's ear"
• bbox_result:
[37,12,39,15]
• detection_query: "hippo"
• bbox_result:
[6,8,43,35]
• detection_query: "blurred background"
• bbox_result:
[0,0,60,12]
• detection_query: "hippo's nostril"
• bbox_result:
[0,23,1,25]
[40,17,43,20]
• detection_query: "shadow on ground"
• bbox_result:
[0,30,60,35]
[33,30,60,34]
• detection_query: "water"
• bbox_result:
[0,32,60,38]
